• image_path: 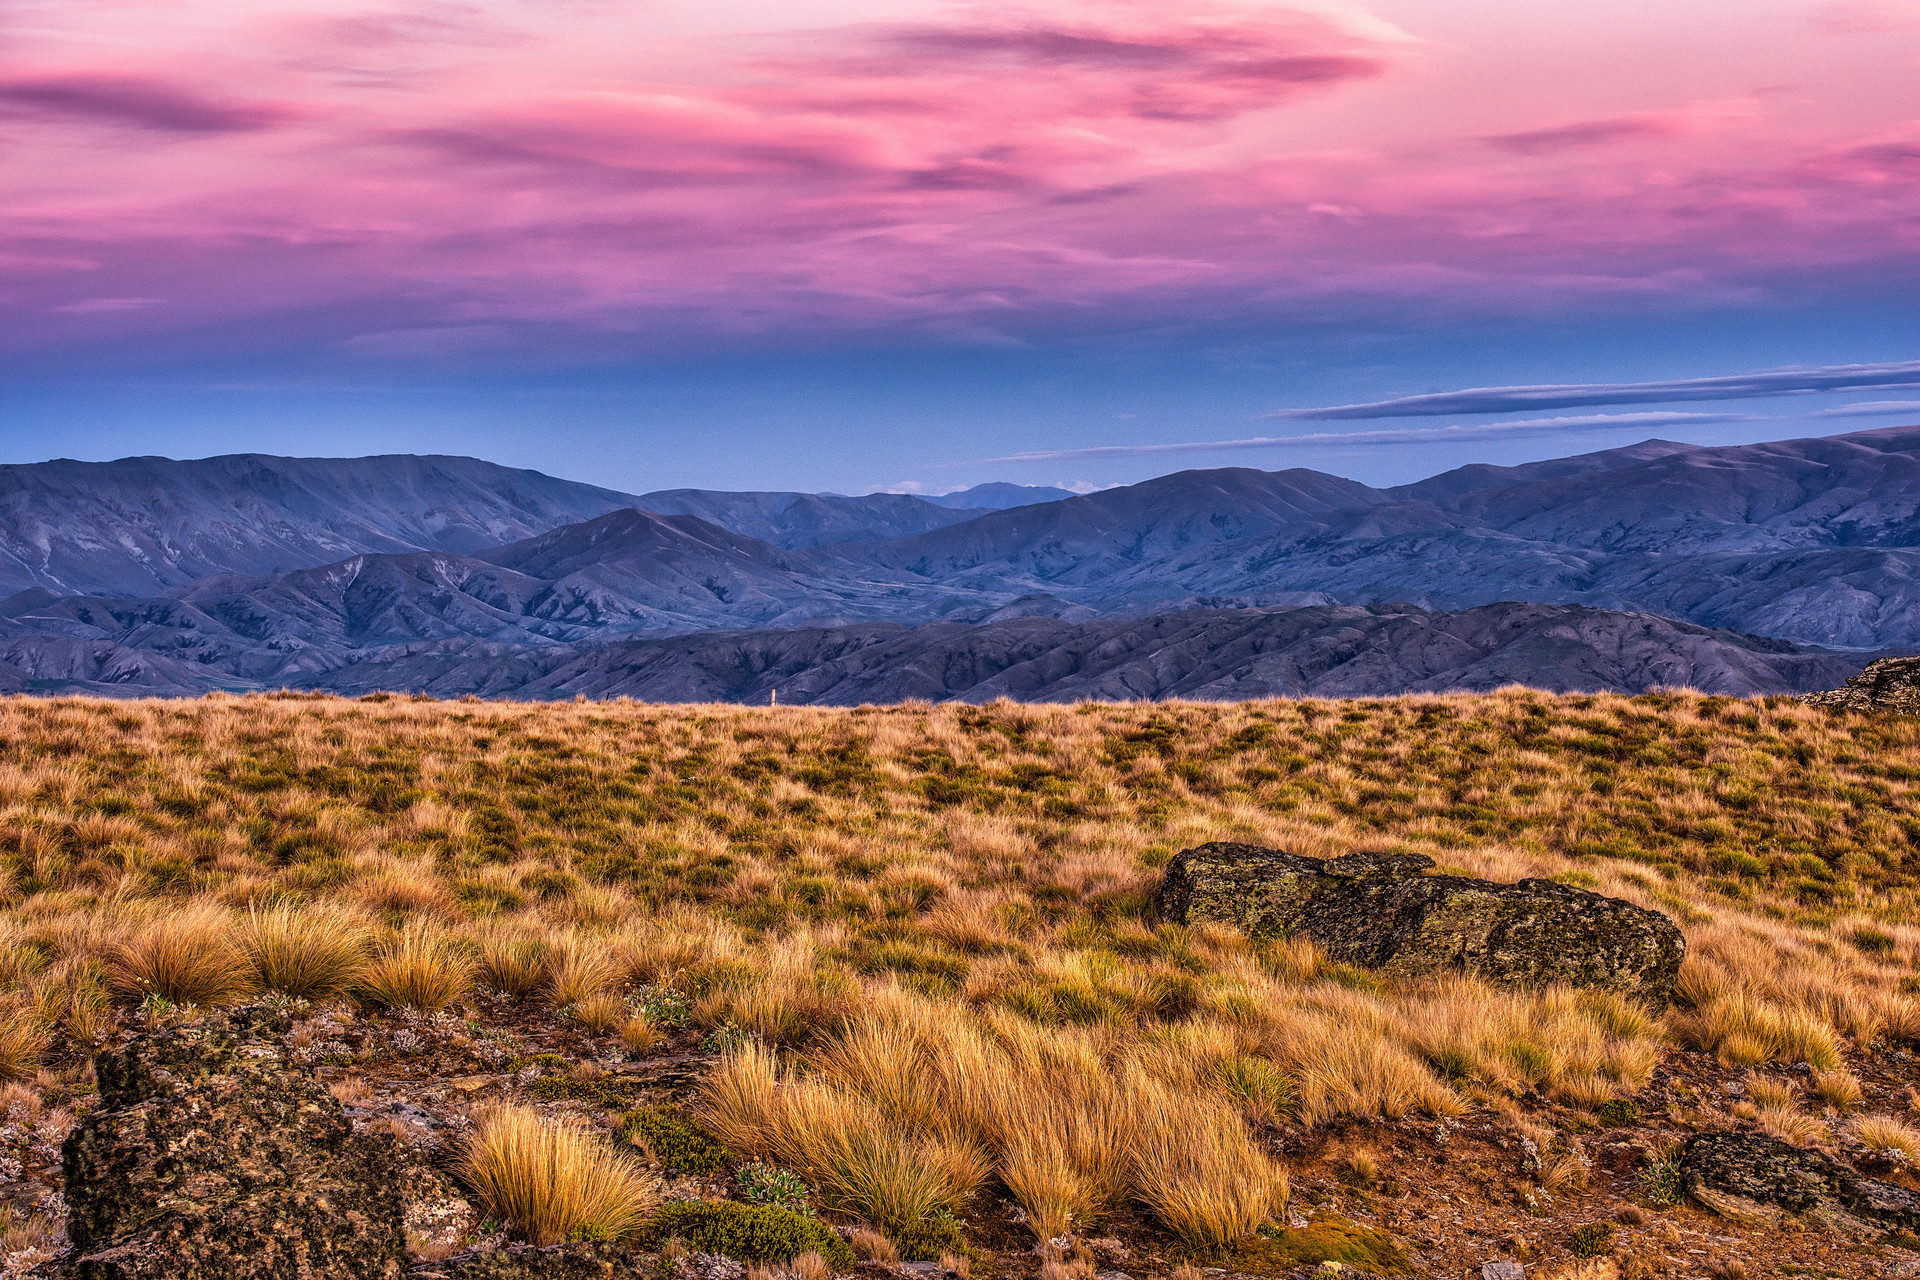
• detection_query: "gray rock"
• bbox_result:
[1803,656,1920,715]
[44,1005,407,1279]
[1680,1132,1920,1229]
[1481,1263,1525,1280]
[1158,842,1687,1008]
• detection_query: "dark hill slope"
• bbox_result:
[294,602,1871,703]
[0,453,645,597]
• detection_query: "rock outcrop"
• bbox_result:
[1803,655,1920,715]
[1681,1132,1920,1229]
[1157,843,1686,1008]
[47,1004,407,1279]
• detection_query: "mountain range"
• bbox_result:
[1,424,1914,700]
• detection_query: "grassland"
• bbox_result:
[2,689,1918,1273]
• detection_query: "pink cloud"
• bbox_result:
[0,73,292,133]
[0,0,1914,367]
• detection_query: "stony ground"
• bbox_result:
[6,997,1918,1280]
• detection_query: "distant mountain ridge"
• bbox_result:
[0,423,1914,699]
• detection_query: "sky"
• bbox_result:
[1,0,1917,494]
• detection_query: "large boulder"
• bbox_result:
[1681,1132,1920,1229]
[49,1004,408,1279]
[1158,843,1686,1008]
[1803,656,1920,715]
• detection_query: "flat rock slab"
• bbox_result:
[1158,842,1686,1008]
[1681,1132,1920,1230]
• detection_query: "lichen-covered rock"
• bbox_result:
[408,1242,638,1279]
[1803,656,1920,715]
[1680,1132,1920,1229]
[47,1004,407,1279]
[1158,842,1686,1008]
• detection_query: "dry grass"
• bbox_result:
[359,921,470,1012]
[1856,1114,1920,1162]
[241,902,372,999]
[460,1105,658,1245]
[108,902,252,1007]
[0,689,1917,1243]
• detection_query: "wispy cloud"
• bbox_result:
[1811,399,1920,418]
[1269,360,1920,420]
[959,411,1748,464]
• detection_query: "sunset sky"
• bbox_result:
[3,0,1917,493]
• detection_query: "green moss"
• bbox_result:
[508,1052,572,1072]
[894,1211,965,1261]
[642,1201,855,1270]
[1230,1217,1412,1276]
[529,1075,634,1109]
[1595,1099,1640,1127]
[620,1106,732,1176]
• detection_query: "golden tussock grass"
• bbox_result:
[1,689,1917,1243]
[358,920,470,1012]
[460,1105,658,1245]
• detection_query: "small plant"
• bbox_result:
[620,1106,731,1175]
[640,1201,854,1271]
[703,1021,753,1053]
[1640,1146,1685,1207]
[632,986,691,1030]
[460,1105,658,1246]
[1569,1221,1614,1258]
[736,1162,812,1215]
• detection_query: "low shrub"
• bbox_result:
[620,1106,731,1175]
[640,1201,854,1271]
[1241,1217,1412,1275]
[1595,1099,1640,1127]
[531,1075,634,1110]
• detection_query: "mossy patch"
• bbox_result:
[1222,1217,1412,1276]
[641,1200,855,1270]
[894,1211,966,1261]
[528,1074,634,1109]
[619,1105,732,1176]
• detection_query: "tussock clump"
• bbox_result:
[460,1105,657,1246]
[359,920,469,1012]
[241,902,372,999]
[109,902,252,1007]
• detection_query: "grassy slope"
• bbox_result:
[3,689,1919,1268]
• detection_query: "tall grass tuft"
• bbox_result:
[461,1105,658,1245]
[360,920,470,1012]
[1124,1071,1287,1247]
[108,902,253,1007]
[241,902,372,999]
